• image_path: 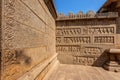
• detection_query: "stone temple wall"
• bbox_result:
[56,12,120,66]
[1,0,56,80]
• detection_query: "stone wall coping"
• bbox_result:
[106,49,120,54]
[57,12,118,20]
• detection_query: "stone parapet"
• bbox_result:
[57,11,118,20]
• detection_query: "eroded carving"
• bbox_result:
[89,27,115,34]
[2,50,31,68]
[73,56,97,65]
[56,28,81,36]
[83,47,102,56]
[56,37,62,44]
[56,45,81,52]
[64,37,90,44]
[94,36,114,43]
[3,0,16,49]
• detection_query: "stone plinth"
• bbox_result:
[104,49,120,72]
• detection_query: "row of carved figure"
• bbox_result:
[56,46,101,56]
[56,27,115,36]
[73,56,98,65]
[57,11,118,19]
[56,36,114,44]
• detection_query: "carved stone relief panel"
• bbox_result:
[2,0,56,80]
[63,36,91,44]
[56,45,81,53]
[56,28,81,36]
[94,36,114,44]
[88,26,115,34]
[56,25,116,36]
[73,56,98,65]
[56,18,117,66]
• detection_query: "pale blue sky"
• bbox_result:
[54,0,106,15]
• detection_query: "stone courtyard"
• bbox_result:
[0,0,120,80]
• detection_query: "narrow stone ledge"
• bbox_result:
[17,53,58,80]
[43,60,60,80]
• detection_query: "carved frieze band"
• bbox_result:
[56,28,81,36]
[64,37,90,44]
[2,50,17,68]
[57,20,116,26]
[3,0,16,49]
[94,36,114,43]
[88,27,115,34]
[57,36,115,44]
[73,56,98,65]
[56,36,91,44]
[56,45,102,56]
[56,26,115,36]
[56,45,81,52]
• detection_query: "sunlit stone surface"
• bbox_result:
[0,0,120,80]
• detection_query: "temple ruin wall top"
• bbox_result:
[57,11,118,20]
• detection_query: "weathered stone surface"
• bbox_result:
[1,0,120,80]
[1,0,56,80]
[43,64,120,80]
[56,17,119,66]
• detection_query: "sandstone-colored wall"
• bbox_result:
[1,0,56,80]
[56,17,118,66]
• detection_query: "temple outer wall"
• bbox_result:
[1,0,57,80]
[56,12,119,66]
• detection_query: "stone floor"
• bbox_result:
[43,64,120,80]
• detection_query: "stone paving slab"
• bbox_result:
[43,64,120,80]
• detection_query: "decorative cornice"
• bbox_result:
[57,11,118,20]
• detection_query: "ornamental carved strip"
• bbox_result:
[56,26,116,36]
[56,45,81,53]
[94,36,114,43]
[56,45,102,56]
[56,28,81,36]
[73,56,98,65]
[88,27,115,34]
[3,0,16,49]
[64,37,91,44]
[2,50,17,68]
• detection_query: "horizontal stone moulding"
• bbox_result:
[57,12,119,20]
[105,49,120,54]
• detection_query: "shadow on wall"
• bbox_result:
[15,50,32,65]
[3,50,32,67]
[57,48,109,67]
[92,51,108,67]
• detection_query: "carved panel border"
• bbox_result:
[3,0,16,49]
